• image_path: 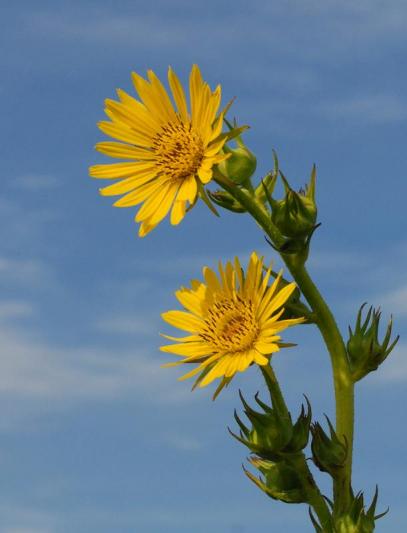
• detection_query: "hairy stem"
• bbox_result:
[261,364,333,530]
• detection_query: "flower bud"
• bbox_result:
[285,397,312,453]
[347,304,399,382]
[244,457,308,504]
[255,149,279,205]
[311,417,347,477]
[268,168,317,239]
[230,392,293,461]
[334,488,387,533]
[217,136,257,186]
[230,393,311,460]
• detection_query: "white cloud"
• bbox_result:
[0,257,51,288]
[0,321,196,429]
[12,174,59,190]
[94,313,158,336]
[308,249,368,271]
[377,283,407,317]
[23,10,188,48]
[0,300,33,320]
[319,94,407,124]
[368,343,407,384]
[163,432,203,452]
[0,505,55,533]
[0,198,57,258]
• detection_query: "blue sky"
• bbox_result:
[1,0,407,531]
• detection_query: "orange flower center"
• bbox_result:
[152,121,204,181]
[200,298,259,354]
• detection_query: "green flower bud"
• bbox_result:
[245,457,308,504]
[334,488,388,533]
[255,149,279,205]
[347,304,399,382]
[230,392,293,461]
[269,168,317,239]
[311,417,347,477]
[217,136,257,186]
[285,397,312,453]
[230,393,311,460]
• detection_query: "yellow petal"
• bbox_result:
[253,351,269,365]
[177,176,198,203]
[99,171,156,197]
[262,284,297,317]
[170,200,187,225]
[175,289,205,316]
[168,67,189,121]
[203,266,221,292]
[147,184,179,225]
[105,99,155,138]
[138,219,159,237]
[160,342,210,357]
[89,162,152,179]
[113,178,163,207]
[161,310,203,332]
[98,121,151,147]
[197,166,213,184]
[96,142,154,161]
[135,182,173,222]
[116,88,162,130]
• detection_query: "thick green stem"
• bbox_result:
[261,364,333,530]
[283,257,354,514]
[219,179,355,514]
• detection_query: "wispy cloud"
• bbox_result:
[319,94,407,124]
[163,432,203,452]
[377,283,407,317]
[0,300,33,321]
[22,9,189,49]
[94,312,158,336]
[0,257,51,288]
[0,321,195,429]
[308,249,369,271]
[369,343,407,384]
[11,174,60,190]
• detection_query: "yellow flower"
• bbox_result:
[89,65,229,237]
[161,252,304,396]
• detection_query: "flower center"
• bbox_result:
[152,121,204,181]
[201,298,259,354]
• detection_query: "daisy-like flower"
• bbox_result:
[161,252,304,397]
[89,65,231,237]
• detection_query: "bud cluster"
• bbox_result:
[333,488,388,533]
[231,392,312,504]
[347,304,399,382]
[257,153,319,258]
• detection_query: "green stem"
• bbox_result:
[214,173,285,248]
[261,364,333,531]
[283,256,354,514]
[219,178,355,513]
[261,362,290,417]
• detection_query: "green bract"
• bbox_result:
[347,304,399,382]
[311,417,348,477]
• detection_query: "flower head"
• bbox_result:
[89,65,230,236]
[161,252,304,396]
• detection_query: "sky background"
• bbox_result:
[1,0,407,531]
